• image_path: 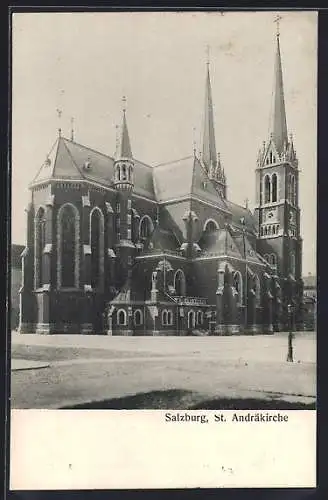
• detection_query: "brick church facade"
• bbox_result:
[19,31,303,335]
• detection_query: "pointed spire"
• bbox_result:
[270,18,288,153]
[202,49,217,169]
[118,96,133,159]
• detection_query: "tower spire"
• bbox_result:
[118,96,132,159]
[202,46,217,169]
[270,15,288,153]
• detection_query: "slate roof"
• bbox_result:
[153,155,228,211]
[140,225,181,256]
[32,137,156,200]
[225,200,257,234]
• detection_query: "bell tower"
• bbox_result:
[254,19,303,326]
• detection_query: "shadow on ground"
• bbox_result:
[60,389,316,410]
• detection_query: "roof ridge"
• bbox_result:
[62,139,85,178]
[153,155,194,168]
[31,137,59,183]
[64,137,154,170]
[63,137,115,162]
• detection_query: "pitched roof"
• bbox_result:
[225,200,257,234]
[153,155,228,211]
[140,225,181,256]
[199,227,243,259]
[31,137,156,200]
[153,156,195,202]
[232,233,264,266]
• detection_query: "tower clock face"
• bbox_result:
[265,208,277,223]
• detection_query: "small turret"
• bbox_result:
[113,96,134,191]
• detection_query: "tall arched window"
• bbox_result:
[264,175,271,203]
[122,165,127,181]
[204,219,219,233]
[233,271,243,306]
[90,207,104,290]
[174,269,186,296]
[162,309,169,325]
[200,219,219,248]
[271,173,277,202]
[134,309,143,326]
[34,207,46,289]
[188,310,196,329]
[139,215,153,239]
[290,252,296,277]
[254,275,261,307]
[57,203,80,288]
[197,311,203,325]
[117,309,127,326]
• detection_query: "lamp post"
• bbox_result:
[287,303,294,362]
[240,217,247,333]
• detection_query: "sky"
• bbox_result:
[11,11,317,275]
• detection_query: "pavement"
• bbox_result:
[10,331,316,409]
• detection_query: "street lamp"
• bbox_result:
[287,303,294,362]
[240,217,247,333]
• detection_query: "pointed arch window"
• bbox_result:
[57,203,80,288]
[204,219,219,233]
[90,207,104,290]
[188,310,196,329]
[162,310,168,325]
[197,311,204,325]
[174,269,186,296]
[264,175,271,204]
[271,173,278,202]
[117,309,127,326]
[134,309,143,326]
[34,207,46,289]
[139,215,153,240]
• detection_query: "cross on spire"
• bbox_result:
[56,108,62,137]
[274,13,282,38]
[193,127,197,155]
[70,117,75,142]
[122,95,127,113]
[202,49,217,169]
[206,44,210,67]
[270,15,288,153]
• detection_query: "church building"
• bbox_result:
[19,30,303,335]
